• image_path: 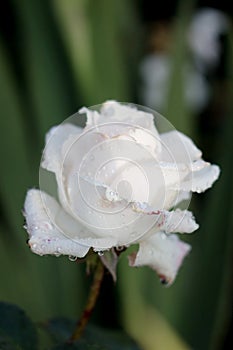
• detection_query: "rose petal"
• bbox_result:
[131,202,199,234]
[160,130,202,162]
[24,189,119,256]
[181,162,220,193]
[80,100,160,136]
[41,123,83,173]
[24,189,90,257]
[65,176,156,246]
[162,209,199,233]
[129,232,191,285]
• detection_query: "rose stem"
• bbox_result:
[69,259,105,342]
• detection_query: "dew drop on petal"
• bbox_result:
[116,246,124,251]
[54,247,62,257]
[159,275,169,286]
[130,231,137,238]
[68,255,77,262]
[45,222,53,230]
[105,188,119,202]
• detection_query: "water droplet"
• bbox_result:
[45,222,53,230]
[32,243,37,249]
[34,226,39,230]
[105,188,119,202]
[130,231,137,238]
[132,202,147,211]
[54,247,62,257]
[116,246,124,251]
[23,224,27,230]
[161,233,167,239]
[68,255,77,261]
[160,277,169,286]
[90,154,95,161]
[98,251,104,256]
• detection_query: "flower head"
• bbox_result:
[24,101,220,285]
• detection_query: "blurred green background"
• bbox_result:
[0,0,232,349]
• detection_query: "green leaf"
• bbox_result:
[43,317,76,344]
[0,302,38,350]
[43,318,141,349]
[165,0,195,135]
[0,38,35,238]
[13,0,76,140]
[53,340,105,350]
[0,330,21,350]
[82,325,141,350]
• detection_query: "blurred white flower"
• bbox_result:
[24,101,220,285]
[140,53,209,113]
[188,8,229,71]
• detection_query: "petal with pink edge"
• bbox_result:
[129,232,191,285]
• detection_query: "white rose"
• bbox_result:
[24,101,220,285]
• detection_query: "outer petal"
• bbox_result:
[131,203,199,234]
[80,100,156,132]
[129,232,191,285]
[24,189,117,256]
[160,130,202,162]
[41,123,83,173]
[181,161,220,193]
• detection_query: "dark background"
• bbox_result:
[0,1,232,349]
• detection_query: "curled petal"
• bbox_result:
[24,189,118,256]
[129,232,191,285]
[41,123,83,173]
[181,161,220,193]
[164,209,199,233]
[24,189,90,257]
[81,100,153,129]
[131,202,199,234]
[160,130,202,162]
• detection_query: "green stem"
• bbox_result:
[69,259,105,342]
